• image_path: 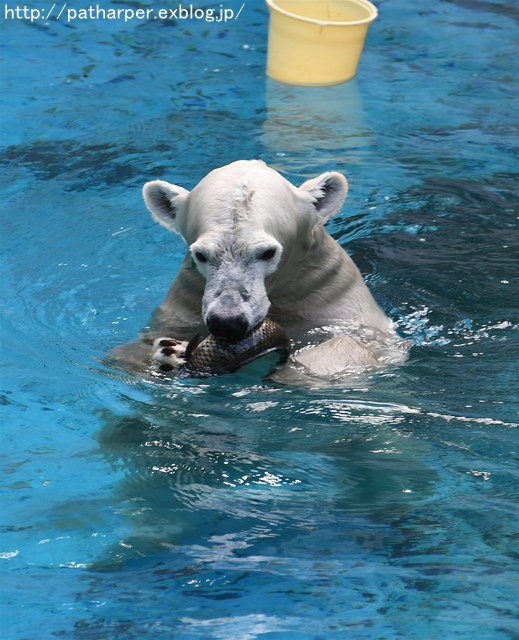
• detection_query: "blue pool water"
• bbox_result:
[1,0,518,638]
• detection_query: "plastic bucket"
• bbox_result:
[266,0,378,86]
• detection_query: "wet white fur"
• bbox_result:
[112,160,403,378]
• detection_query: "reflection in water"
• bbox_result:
[262,79,371,177]
[92,381,437,570]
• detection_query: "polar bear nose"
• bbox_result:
[206,313,249,340]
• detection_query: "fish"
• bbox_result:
[180,318,291,377]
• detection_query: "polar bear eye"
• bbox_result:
[194,251,208,264]
[258,248,277,261]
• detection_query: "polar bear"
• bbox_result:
[110,160,403,379]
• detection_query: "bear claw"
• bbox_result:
[158,339,179,347]
[151,336,188,374]
[159,363,175,373]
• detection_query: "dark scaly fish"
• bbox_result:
[181,319,290,377]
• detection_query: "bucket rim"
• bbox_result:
[265,0,378,27]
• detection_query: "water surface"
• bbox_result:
[1,1,518,638]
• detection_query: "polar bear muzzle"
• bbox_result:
[201,257,273,340]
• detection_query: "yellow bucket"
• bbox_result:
[266,0,378,86]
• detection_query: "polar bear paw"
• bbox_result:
[151,337,189,374]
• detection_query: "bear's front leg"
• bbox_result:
[152,337,189,374]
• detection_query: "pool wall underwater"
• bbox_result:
[1,1,518,638]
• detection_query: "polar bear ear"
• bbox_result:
[299,172,348,223]
[142,180,190,232]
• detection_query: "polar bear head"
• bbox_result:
[142,160,348,339]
